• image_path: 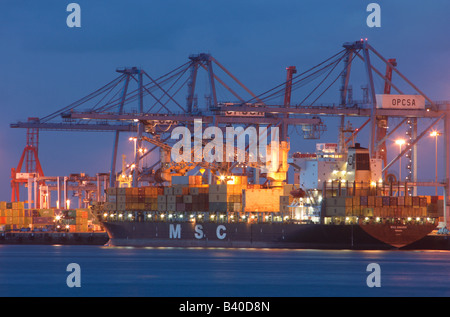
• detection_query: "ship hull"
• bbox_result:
[102,221,398,250]
[358,220,437,248]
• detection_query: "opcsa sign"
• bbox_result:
[376,94,425,110]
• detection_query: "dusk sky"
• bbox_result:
[1,0,450,202]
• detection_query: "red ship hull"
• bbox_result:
[359,219,438,248]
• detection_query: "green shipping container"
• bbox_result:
[67,210,77,218]
[39,209,54,217]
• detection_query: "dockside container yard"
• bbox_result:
[0,200,108,245]
[0,201,91,232]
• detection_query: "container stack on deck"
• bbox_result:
[103,176,295,214]
[323,195,444,218]
[243,186,293,212]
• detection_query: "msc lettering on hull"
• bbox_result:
[169,224,181,239]
[170,224,227,240]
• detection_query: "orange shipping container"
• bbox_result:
[368,196,375,207]
[405,197,412,206]
[375,197,383,207]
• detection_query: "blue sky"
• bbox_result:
[1,0,450,202]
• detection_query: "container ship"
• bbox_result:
[97,143,446,250]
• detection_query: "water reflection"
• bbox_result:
[0,245,450,296]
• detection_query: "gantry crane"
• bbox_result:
[9,40,450,222]
[11,117,45,205]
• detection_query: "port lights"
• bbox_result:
[430,131,439,137]
[395,139,406,181]
[103,213,108,218]
[395,139,405,146]
[430,131,441,195]
[55,215,61,221]
[119,214,123,218]
[128,214,132,218]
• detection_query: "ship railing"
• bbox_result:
[323,215,438,226]
[100,210,301,224]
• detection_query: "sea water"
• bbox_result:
[0,245,449,297]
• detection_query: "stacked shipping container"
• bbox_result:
[103,177,295,214]
[0,201,90,232]
[324,195,443,218]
